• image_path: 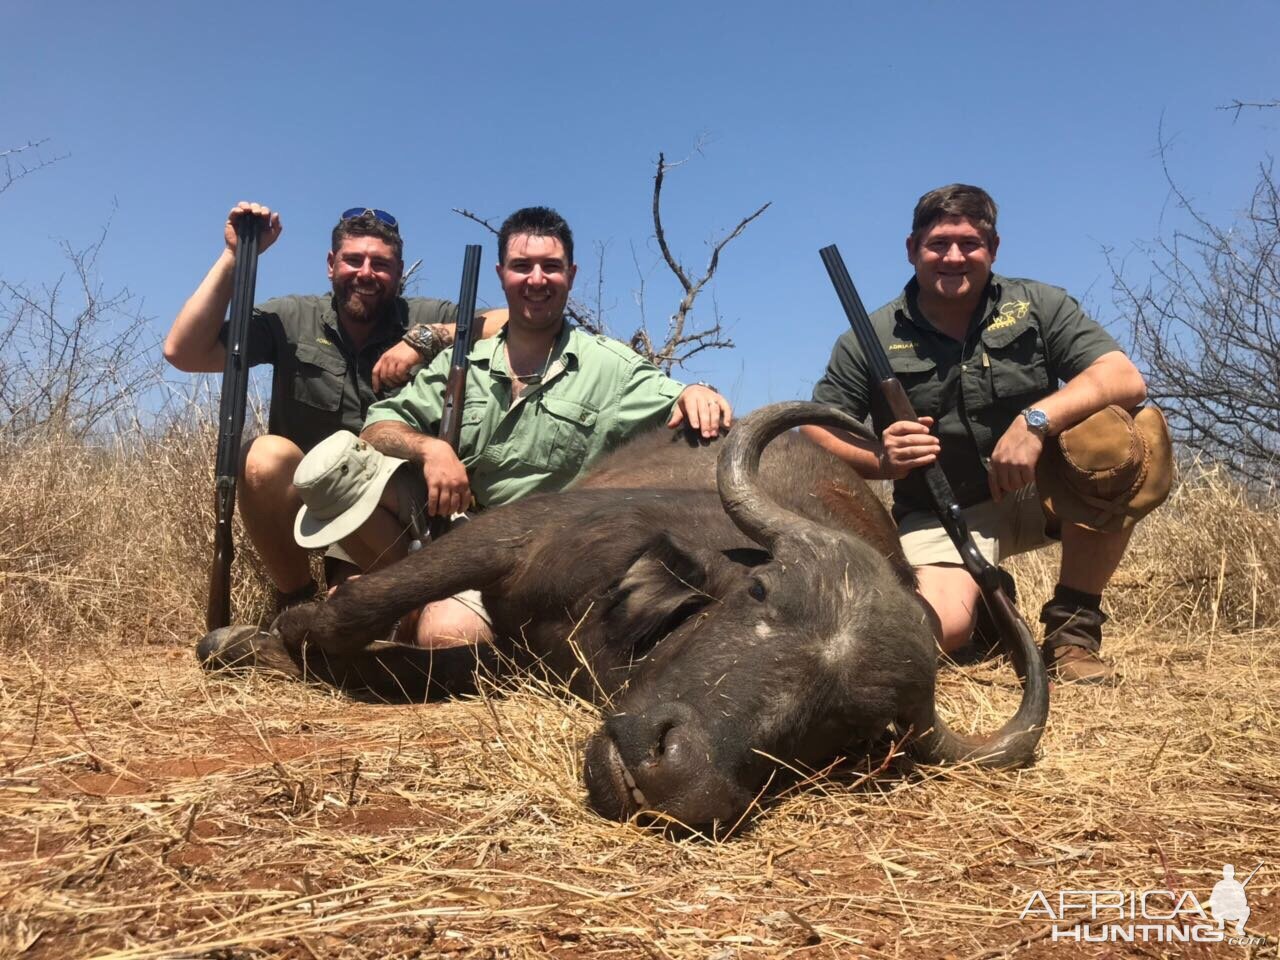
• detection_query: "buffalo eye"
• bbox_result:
[747,579,767,602]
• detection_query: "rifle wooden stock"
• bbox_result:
[818,243,1035,675]
[205,217,260,631]
[427,244,483,539]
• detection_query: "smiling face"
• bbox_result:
[907,215,999,304]
[497,232,576,336]
[327,235,402,326]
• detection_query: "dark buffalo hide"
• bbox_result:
[218,402,1047,831]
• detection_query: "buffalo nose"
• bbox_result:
[605,702,704,798]
[588,703,757,828]
[610,701,693,756]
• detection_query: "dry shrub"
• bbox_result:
[998,463,1280,642]
[1117,462,1280,632]
[0,415,273,651]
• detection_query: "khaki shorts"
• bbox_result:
[897,485,1055,567]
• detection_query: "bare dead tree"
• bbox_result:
[637,151,770,371]
[453,148,769,372]
[0,219,159,439]
[1112,158,1280,484]
[1,139,66,197]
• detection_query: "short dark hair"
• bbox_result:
[331,212,403,261]
[911,184,998,248]
[498,206,574,265]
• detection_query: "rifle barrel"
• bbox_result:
[818,245,895,384]
[437,244,483,447]
[205,216,260,631]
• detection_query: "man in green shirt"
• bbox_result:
[164,202,505,609]
[803,184,1149,684]
[296,206,732,649]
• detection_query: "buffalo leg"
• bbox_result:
[291,639,499,702]
[273,515,518,655]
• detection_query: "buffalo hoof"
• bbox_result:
[196,625,301,679]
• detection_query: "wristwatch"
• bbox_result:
[1021,407,1051,439]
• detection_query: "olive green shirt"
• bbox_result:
[812,275,1122,519]
[224,294,459,453]
[365,323,686,508]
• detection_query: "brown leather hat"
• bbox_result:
[1037,404,1174,534]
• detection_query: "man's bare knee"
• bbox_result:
[242,435,304,492]
[416,599,492,650]
[915,564,983,654]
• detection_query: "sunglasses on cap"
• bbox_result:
[340,207,399,229]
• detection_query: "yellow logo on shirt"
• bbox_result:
[988,300,1030,331]
[316,337,333,346]
[888,341,917,351]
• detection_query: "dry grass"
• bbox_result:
[2,432,1278,959]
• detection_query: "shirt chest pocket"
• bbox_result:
[458,402,489,462]
[977,323,1050,408]
[887,352,943,418]
[532,395,599,473]
[292,341,348,412]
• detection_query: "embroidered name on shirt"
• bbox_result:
[887,341,917,351]
[316,337,333,346]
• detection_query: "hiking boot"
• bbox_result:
[1039,601,1113,685]
[196,625,302,679]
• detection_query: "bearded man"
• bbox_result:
[164,202,504,609]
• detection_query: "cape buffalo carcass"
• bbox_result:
[207,401,1048,831]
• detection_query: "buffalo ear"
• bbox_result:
[602,533,713,655]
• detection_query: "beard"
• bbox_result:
[332,278,394,326]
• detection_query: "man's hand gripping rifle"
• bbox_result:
[818,245,1046,686]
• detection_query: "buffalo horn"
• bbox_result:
[717,401,875,554]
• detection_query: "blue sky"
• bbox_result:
[4,0,1277,415]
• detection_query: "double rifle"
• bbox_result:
[206,216,260,631]
[426,244,482,542]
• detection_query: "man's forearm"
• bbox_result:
[164,250,236,372]
[1037,351,1147,436]
[361,420,437,464]
[798,424,888,479]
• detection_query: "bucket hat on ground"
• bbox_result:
[1036,404,1173,534]
[294,431,407,549]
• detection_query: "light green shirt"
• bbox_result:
[365,323,686,508]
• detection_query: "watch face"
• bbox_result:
[1025,409,1049,432]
